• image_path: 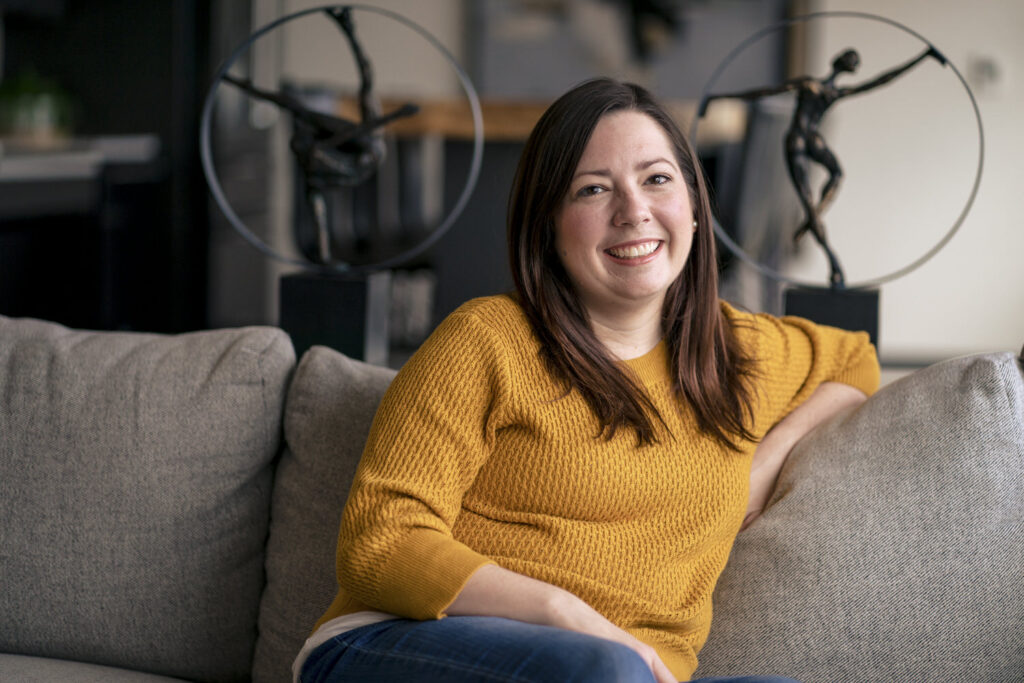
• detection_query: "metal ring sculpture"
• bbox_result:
[200,4,484,273]
[691,11,984,289]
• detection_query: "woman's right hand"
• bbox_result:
[545,588,677,683]
[448,564,676,683]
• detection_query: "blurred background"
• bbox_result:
[0,0,1019,368]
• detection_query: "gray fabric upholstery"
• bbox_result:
[0,316,295,682]
[0,653,190,682]
[695,352,1024,682]
[253,346,396,683]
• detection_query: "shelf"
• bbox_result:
[336,97,747,146]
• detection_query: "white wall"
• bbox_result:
[280,0,465,96]
[786,0,1024,361]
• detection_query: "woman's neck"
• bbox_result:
[587,308,664,360]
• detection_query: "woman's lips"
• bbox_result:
[605,240,662,260]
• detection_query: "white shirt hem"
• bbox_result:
[291,610,399,682]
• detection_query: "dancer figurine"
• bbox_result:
[224,7,418,263]
[700,45,946,287]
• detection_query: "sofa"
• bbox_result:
[0,312,1021,683]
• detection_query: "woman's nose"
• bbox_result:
[612,189,650,228]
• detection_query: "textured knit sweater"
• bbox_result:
[316,294,880,681]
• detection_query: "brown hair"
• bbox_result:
[507,78,757,448]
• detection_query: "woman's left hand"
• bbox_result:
[742,381,868,530]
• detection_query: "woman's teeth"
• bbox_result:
[607,241,659,259]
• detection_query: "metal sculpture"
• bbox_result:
[700,45,946,287]
[222,7,419,264]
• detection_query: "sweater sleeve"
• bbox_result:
[334,307,506,620]
[723,302,881,435]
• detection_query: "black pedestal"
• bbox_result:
[279,271,391,365]
[783,287,879,347]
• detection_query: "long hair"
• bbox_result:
[507,78,757,449]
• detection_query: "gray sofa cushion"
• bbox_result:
[695,352,1024,682]
[0,653,190,682]
[253,346,396,683]
[0,316,295,682]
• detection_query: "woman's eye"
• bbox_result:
[576,185,604,197]
[647,173,671,185]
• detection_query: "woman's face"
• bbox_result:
[554,110,695,321]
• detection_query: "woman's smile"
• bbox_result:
[604,239,663,262]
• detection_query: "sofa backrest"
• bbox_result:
[0,315,295,682]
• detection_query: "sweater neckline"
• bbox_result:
[621,340,671,386]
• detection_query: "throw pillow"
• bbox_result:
[253,345,396,683]
[694,352,1024,682]
[0,316,295,682]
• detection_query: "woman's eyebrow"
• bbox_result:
[572,158,676,181]
[637,157,676,171]
[572,167,610,180]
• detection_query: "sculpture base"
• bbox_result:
[279,271,391,365]
[783,287,879,347]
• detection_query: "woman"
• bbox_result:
[295,78,879,683]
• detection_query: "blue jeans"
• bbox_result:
[299,616,799,683]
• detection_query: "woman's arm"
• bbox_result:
[741,381,867,530]
[336,308,509,619]
[448,564,677,683]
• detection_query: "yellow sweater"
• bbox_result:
[317,294,879,680]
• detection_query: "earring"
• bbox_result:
[692,220,698,228]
